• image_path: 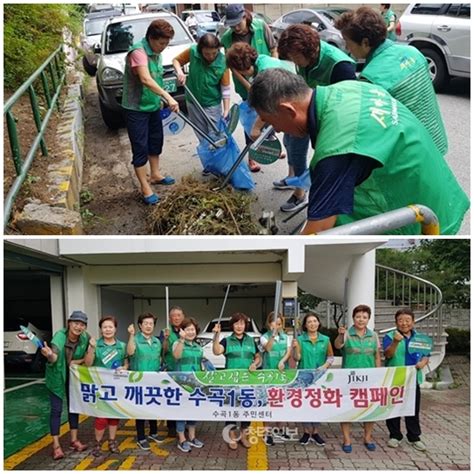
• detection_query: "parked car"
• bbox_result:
[87,3,118,14]
[270,8,347,50]
[196,317,261,369]
[81,9,122,76]
[95,12,194,129]
[181,9,220,39]
[217,11,272,39]
[396,3,470,91]
[121,4,141,15]
[4,317,51,372]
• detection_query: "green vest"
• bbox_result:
[224,333,256,369]
[310,81,469,234]
[342,326,378,369]
[163,327,180,371]
[222,18,271,100]
[298,41,355,87]
[261,330,288,370]
[383,9,397,41]
[175,340,203,371]
[122,38,164,112]
[186,44,226,107]
[361,40,448,155]
[129,332,161,372]
[93,337,127,369]
[384,330,425,384]
[45,329,89,400]
[255,55,295,74]
[297,332,329,369]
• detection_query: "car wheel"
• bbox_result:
[99,99,125,130]
[82,56,97,77]
[31,349,45,373]
[419,47,449,92]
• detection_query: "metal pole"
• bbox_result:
[184,84,220,135]
[165,286,170,330]
[217,284,231,325]
[273,280,282,327]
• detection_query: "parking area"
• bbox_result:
[4,355,469,471]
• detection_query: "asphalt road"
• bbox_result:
[83,77,470,235]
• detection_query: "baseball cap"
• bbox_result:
[225,4,245,27]
[68,310,88,325]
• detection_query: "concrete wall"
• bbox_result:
[443,306,471,331]
[101,288,135,341]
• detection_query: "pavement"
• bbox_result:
[4,355,470,471]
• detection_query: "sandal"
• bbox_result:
[143,193,160,205]
[248,159,261,173]
[228,440,238,450]
[91,442,102,457]
[108,439,120,454]
[70,439,88,452]
[52,445,65,460]
[151,176,175,185]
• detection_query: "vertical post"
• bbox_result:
[165,286,170,330]
[28,85,48,156]
[41,70,52,109]
[6,110,22,175]
[272,280,282,326]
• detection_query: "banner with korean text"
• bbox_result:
[70,366,416,422]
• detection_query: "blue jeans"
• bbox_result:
[283,134,310,177]
[176,420,197,433]
[49,390,79,436]
[125,109,164,168]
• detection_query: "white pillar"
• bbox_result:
[50,275,64,334]
[346,251,376,330]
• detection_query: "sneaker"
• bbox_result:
[410,440,427,451]
[264,435,275,446]
[387,438,402,448]
[280,194,307,213]
[177,441,192,453]
[274,430,291,441]
[137,439,150,451]
[312,433,326,446]
[188,438,204,448]
[273,178,295,190]
[148,433,166,444]
[299,433,311,445]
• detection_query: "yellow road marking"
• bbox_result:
[118,456,136,470]
[73,456,94,470]
[92,460,120,470]
[115,430,137,436]
[4,415,88,470]
[247,422,268,471]
[118,436,137,452]
[150,444,169,457]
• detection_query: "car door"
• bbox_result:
[433,3,470,74]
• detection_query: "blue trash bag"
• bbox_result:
[197,119,255,191]
[286,168,311,190]
[239,100,258,137]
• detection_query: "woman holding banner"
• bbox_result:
[127,313,165,450]
[212,312,261,449]
[172,317,206,453]
[84,316,128,457]
[40,311,90,460]
[292,312,333,446]
[334,304,381,453]
[260,311,292,446]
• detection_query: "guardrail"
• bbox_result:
[4,46,66,229]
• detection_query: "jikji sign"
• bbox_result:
[70,366,417,422]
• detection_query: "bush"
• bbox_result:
[445,328,470,355]
[4,4,83,89]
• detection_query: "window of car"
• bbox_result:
[304,13,327,31]
[104,16,191,54]
[5,316,28,331]
[446,3,471,17]
[85,18,108,37]
[195,11,220,22]
[282,11,309,25]
[410,4,447,15]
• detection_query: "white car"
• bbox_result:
[4,317,51,372]
[196,317,261,369]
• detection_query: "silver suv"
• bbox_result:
[397,3,470,91]
[96,12,194,129]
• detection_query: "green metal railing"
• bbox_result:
[4,46,66,229]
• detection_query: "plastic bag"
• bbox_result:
[197,120,255,191]
[239,100,258,137]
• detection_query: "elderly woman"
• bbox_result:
[173,34,231,147]
[275,24,356,213]
[40,311,90,460]
[221,4,277,172]
[85,315,128,457]
[335,7,447,155]
[122,19,179,205]
[212,312,261,449]
[334,305,381,453]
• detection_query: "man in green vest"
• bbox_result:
[275,24,356,212]
[122,19,179,205]
[380,4,398,41]
[127,312,164,450]
[383,308,431,451]
[221,4,277,172]
[248,68,469,235]
[335,7,448,155]
[40,310,90,460]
